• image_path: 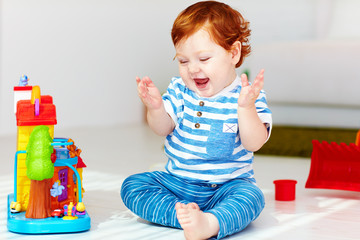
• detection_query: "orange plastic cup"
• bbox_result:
[273,179,297,201]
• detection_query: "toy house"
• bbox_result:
[8,78,90,234]
[14,85,57,211]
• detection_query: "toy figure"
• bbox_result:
[19,75,29,86]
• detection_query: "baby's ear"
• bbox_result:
[231,41,241,63]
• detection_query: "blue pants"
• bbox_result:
[121,171,265,239]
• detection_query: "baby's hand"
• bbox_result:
[136,76,163,110]
[238,69,264,109]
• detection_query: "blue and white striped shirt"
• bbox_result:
[162,76,272,184]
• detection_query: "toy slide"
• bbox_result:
[305,140,360,192]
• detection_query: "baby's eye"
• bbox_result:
[178,59,188,64]
[200,57,210,62]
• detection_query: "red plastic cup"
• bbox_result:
[273,179,297,201]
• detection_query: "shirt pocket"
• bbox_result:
[206,122,237,158]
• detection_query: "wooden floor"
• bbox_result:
[1,124,359,239]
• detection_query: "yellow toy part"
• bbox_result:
[76,202,86,212]
[21,192,29,212]
[30,85,41,104]
[63,215,78,220]
[10,202,21,213]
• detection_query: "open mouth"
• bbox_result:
[194,78,209,89]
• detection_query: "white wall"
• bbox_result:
[1,0,360,136]
[246,0,360,128]
[1,0,187,135]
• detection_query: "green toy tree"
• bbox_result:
[25,125,54,219]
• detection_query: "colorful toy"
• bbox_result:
[63,202,78,220]
[51,209,64,218]
[7,76,91,234]
[19,74,29,86]
[305,139,360,192]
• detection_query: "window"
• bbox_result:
[57,169,68,202]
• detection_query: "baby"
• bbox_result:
[121,1,272,239]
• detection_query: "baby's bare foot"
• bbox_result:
[175,202,219,240]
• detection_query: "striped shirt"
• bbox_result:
[162,76,272,183]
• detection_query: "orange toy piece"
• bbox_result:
[355,130,360,146]
[67,139,82,158]
[25,179,52,219]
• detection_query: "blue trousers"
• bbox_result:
[121,171,265,239]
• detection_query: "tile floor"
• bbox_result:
[1,124,359,239]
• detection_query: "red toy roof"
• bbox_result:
[16,95,57,126]
[14,86,33,91]
[77,156,87,168]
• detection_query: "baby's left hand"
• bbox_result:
[238,69,264,109]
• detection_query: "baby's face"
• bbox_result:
[175,29,238,98]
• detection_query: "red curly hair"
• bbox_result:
[171,1,251,68]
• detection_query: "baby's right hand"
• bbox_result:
[136,76,163,110]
